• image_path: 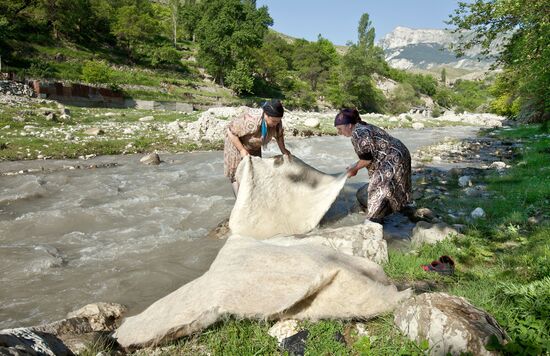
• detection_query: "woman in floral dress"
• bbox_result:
[335,108,412,222]
[224,99,291,196]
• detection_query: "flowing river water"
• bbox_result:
[0,126,479,329]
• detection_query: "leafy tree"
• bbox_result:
[111,0,158,52]
[448,0,550,121]
[292,36,338,91]
[254,32,290,85]
[179,0,202,41]
[328,13,386,112]
[195,0,272,87]
[440,68,447,84]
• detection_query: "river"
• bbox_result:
[0,126,478,328]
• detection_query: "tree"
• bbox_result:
[168,0,180,47]
[292,36,338,91]
[448,0,550,121]
[111,1,158,51]
[195,0,272,88]
[179,0,202,41]
[328,13,386,112]
[441,68,447,84]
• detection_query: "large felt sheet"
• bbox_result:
[114,235,412,349]
[229,155,347,239]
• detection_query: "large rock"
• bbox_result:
[272,221,388,264]
[0,302,128,355]
[411,221,459,246]
[140,153,160,165]
[394,293,508,355]
[303,118,320,128]
[0,328,73,356]
[67,302,127,332]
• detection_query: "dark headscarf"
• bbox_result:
[262,99,284,118]
[334,108,365,126]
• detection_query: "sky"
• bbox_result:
[255,0,463,45]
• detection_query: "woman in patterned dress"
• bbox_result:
[335,108,412,222]
[224,99,291,196]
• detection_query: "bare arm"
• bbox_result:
[347,159,371,177]
[227,128,249,157]
[276,133,291,156]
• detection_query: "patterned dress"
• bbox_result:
[351,123,412,220]
[224,112,283,182]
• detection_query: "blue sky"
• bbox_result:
[255,0,463,45]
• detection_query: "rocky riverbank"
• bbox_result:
[0,85,507,161]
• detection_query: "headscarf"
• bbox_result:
[261,99,284,147]
[334,108,364,126]
[261,99,284,118]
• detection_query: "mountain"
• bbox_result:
[378,26,497,75]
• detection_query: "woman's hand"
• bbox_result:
[347,166,359,178]
[239,148,250,157]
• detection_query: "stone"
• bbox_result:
[269,221,387,264]
[471,207,485,219]
[268,320,300,344]
[123,128,134,135]
[84,128,104,136]
[307,221,387,263]
[394,292,508,356]
[489,161,507,170]
[167,121,182,131]
[458,176,472,187]
[412,122,425,130]
[139,116,154,122]
[45,112,57,121]
[411,221,460,246]
[0,328,73,356]
[303,118,320,128]
[67,302,127,332]
[140,153,160,165]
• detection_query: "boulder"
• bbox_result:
[412,122,425,130]
[271,221,387,264]
[489,161,507,170]
[268,320,300,344]
[84,128,104,136]
[0,328,73,356]
[394,292,508,355]
[411,221,460,246]
[139,116,154,122]
[67,302,127,332]
[140,153,160,165]
[458,176,472,187]
[471,207,485,219]
[303,118,320,128]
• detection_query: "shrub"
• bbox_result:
[150,46,181,67]
[26,60,56,79]
[82,60,113,84]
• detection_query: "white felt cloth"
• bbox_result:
[114,235,412,349]
[229,155,347,239]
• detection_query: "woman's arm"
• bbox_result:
[276,133,291,156]
[347,159,371,177]
[227,128,249,157]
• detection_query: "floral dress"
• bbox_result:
[224,112,283,182]
[351,123,412,220]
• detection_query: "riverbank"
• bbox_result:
[0,92,505,161]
